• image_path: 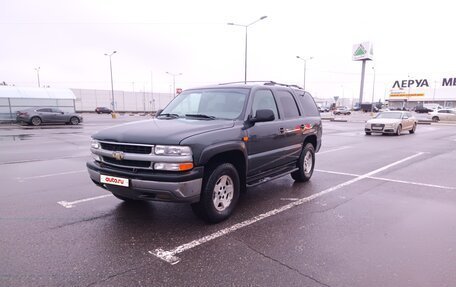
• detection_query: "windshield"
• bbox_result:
[375,112,402,119]
[160,88,249,120]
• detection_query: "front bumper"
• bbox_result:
[87,161,203,203]
[365,127,396,133]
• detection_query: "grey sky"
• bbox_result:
[0,0,454,101]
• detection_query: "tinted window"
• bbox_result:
[37,108,52,112]
[276,90,300,119]
[298,92,320,116]
[251,89,279,120]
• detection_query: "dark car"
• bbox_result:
[413,106,433,113]
[95,107,112,114]
[16,107,83,126]
[87,81,322,223]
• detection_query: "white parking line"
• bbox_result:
[149,152,425,265]
[316,169,456,190]
[17,170,86,181]
[57,194,113,208]
[318,146,351,155]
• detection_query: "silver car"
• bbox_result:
[365,111,417,136]
[428,109,456,122]
[16,107,83,126]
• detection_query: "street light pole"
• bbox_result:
[35,67,41,87]
[228,16,268,84]
[296,56,313,91]
[104,51,117,111]
[371,66,376,116]
[166,72,182,98]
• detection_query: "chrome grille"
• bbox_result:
[100,142,152,154]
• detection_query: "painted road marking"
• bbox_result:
[149,152,425,265]
[318,146,351,155]
[57,194,113,208]
[316,169,456,190]
[17,170,86,181]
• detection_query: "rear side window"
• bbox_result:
[37,108,52,112]
[298,92,320,116]
[251,89,279,120]
[275,90,300,119]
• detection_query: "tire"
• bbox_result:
[365,132,371,135]
[70,117,80,125]
[432,116,439,122]
[191,163,240,223]
[291,143,315,182]
[409,123,416,134]
[31,116,42,126]
[347,112,351,115]
[396,124,402,136]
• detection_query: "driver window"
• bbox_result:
[251,90,279,120]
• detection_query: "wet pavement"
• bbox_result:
[1,114,456,286]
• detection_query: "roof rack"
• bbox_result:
[218,81,304,90]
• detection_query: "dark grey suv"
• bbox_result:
[87,82,322,223]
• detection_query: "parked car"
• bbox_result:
[16,107,83,126]
[429,109,456,122]
[365,111,417,136]
[413,106,433,113]
[333,106,351,115]
[95,107,112,114]
[87,82,322,223]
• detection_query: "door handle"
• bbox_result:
[279,127,285,134]
[300,124,305,129]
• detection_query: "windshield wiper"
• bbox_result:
[157,113,180,118]
[185,113,216,120]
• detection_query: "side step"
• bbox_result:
[246,167,298,188]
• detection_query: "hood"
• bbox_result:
[92,118,235,145]
[367,118,401,124]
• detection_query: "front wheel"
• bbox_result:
[365,132,372,135]
[432,116,439,122]
[396,124,402,136]
[70,117,80,125]
[291,143,315,182]
[191,163,240,223]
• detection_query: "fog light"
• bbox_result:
[92,153,101,162]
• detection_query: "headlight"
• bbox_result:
[154,162,194,171]
[91,140,100,149]
[154,145,192,156]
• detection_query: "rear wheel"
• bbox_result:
[31,116,42,126]
[409,123,416,134]
[70,117,80,125]
[291,143,315,182]
[191,163,240,223]
[396,124,402,136]
[432,116,439,122]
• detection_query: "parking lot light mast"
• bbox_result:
[166,72,182,98]
[35,67,41,87]
[104,51,117,111]
[296,56,313,91]
[227,16,268,84]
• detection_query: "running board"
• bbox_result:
[246,168,298,188]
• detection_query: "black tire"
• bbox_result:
[191,163,240,223]
[409,123,416,134]
[70,117,80,125]
[365,132,371,135]
[396,124,402,136]
[112,193,137,202]
[347,112,351,115]
[432,116,439,122]
[291,143,315,182]
[30,116,42,126]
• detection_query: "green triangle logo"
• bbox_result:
[354,45,366,56]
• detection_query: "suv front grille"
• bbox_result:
[100,142,152,154]
[102,156,152,168]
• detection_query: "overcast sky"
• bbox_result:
[1,0,455,101]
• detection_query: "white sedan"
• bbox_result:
[365,111,417,136]
[429,109,456,122]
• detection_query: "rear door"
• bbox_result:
[36,108,53,123]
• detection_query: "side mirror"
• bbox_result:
[250,109,275,123]
[156,109,163,116]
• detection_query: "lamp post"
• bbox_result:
[296,56,313,91]
[104,51,117,111]
[227,16,268,84]
[371,66,376,116]
[35,67,41,87]
[166,72,182,98]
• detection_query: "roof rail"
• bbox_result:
[218,81,304,90]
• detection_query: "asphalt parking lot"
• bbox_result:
[1,113,456,287]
